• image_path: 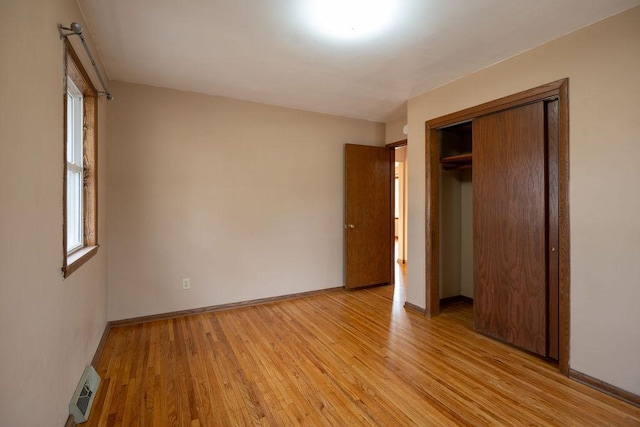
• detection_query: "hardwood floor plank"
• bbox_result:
[87,272,640,426]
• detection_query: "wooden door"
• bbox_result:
[344,144,393,289]
[473,102,548,356]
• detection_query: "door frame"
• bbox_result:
[386,139,408,266]
[424,79,570,374]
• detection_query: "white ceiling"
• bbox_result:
[77,0,638,122]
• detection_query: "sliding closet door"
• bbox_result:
[473,102,547,356]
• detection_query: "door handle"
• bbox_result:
[345,224,355,229]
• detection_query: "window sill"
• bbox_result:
[62,245,99,278]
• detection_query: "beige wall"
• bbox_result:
[0,1,109,425]
[439,170,461,298]
[407,6,640,394]
[386,116,407,144]
[107,82,385,320]
[439,169,473,299]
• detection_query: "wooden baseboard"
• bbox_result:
[569,369,640,408]
[404,301,426,315]
[64,414,76,427]
[91,322,112,368]
[440,295,474,306]
[109,286,345,328]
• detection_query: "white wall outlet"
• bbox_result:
[182,278,191,289]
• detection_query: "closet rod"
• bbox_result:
[59,22,113,101]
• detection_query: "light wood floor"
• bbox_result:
[87,268,640,426]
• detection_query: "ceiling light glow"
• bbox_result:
[306,0,396,40]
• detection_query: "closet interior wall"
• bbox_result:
[439,125,473,301]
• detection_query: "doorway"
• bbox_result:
[343,141,408,303]
[424,79,570,373]
[394,145,408,265]
[393,144,408,304]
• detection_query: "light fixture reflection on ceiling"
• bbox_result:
[306,0,397,40]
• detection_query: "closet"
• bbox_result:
[426,80,568,366]
[438,123,473,303]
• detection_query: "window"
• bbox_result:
[66,78,84,253]
[62,40,98,278]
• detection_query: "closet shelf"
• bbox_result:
[440,153,472,170]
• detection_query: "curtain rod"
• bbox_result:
[59,22,113,101]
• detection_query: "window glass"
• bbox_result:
[66,78,84,254]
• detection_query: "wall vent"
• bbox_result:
[69,365,101,423]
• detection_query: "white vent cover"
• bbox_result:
[69,365,101,423]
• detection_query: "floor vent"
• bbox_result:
[69,365,101,423]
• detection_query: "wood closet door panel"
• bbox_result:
[473,102,547,356]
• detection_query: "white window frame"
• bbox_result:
[66,78,84,254]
